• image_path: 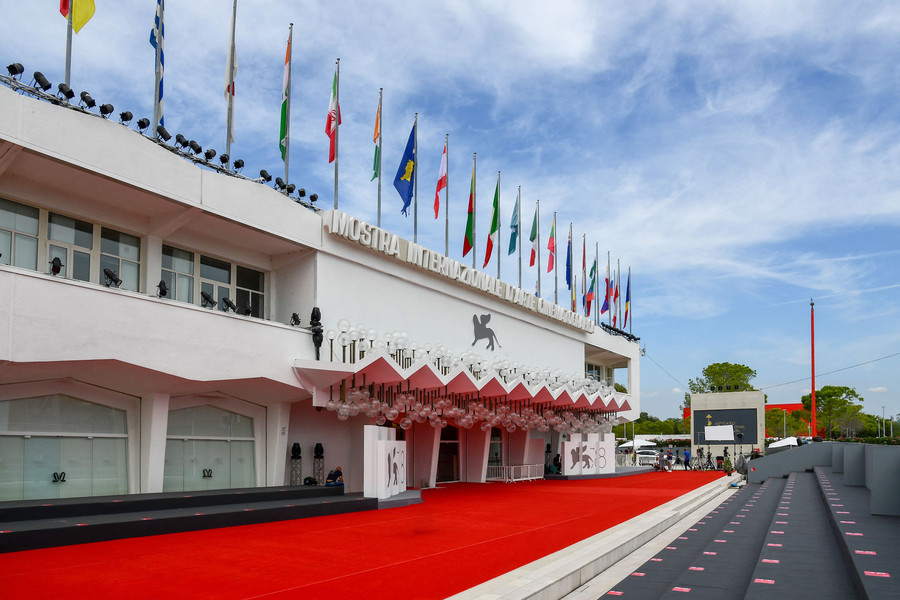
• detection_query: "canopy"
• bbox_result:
[617,438,656,449]
[768,436,799,448]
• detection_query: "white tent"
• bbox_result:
[768,436,799,448]
[617,439,656,449]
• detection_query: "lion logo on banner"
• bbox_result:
[472,314,501,351]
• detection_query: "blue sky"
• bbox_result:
[2,1,899,422]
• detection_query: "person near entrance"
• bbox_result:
[325,466,344,487]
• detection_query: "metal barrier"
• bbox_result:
[486,464,544,483]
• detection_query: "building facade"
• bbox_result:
[0,83,640,501]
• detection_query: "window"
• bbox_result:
[161,245,194,303]
[48,213,93,282]
[164,245,265,317]
[100,228,140,292]
[0,198,39,270]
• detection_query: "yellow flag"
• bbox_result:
[61,0,96,34]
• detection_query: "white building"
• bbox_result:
[0,81,640,502]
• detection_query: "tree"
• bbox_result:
[802,386,863,439]
[684,362,757,407]
[765,408,810,438]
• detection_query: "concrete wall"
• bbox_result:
[747,442,833,484]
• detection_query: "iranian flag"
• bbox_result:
[463,164,475,256]
[279,31,291,161]
[370,97,381,181]
[529,204,538,266]
[434,142,447,218]
[546,216,556,273]
[325,68,341,163]
[483,178,500,268]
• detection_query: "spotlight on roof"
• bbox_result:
[290,313,301,327]
[259,169,272,183]
[232,159,244,172]
[103,268,122,288]
[188,140,202,155]
[31,71,51,91]
[222,297,238,312]
[200,290,217,308]
[286,183,295,194]
[156,125,171,141]
[219,153,229,166]
[99,104,115,118]
[175,133,189,149]
[242,303,252,316]
[296,188,306,198]
[6,63,24,79]
[275,177,287,191]
[49,257,63,275]
[309,193,318,203]
[79,91,96,109]
[157,280,168,298]
[119,111,133,124]
[136,118,150,132]
[204,148,216,161]
[57,83,74,101]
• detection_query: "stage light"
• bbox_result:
[175,134,189,149]
[286,184,295,194]
[137,118,150,132]
[259,170,272,183]
[309,193,318,202]
[290,313,301,327]
[156,125,171,141]
[204,148,216,161]
[99,104,114,118]
[79,91,95,109]
[200,290,217,308]
[103,268,122,287]
[32,72,51,91]
[219,153,229,165]
[314,442,324,458]
[275,177,287,190]
[119,111,133,124]
[242,303,252,316]
[6,63,24,79]
[233,159,244,171]
[157,280,168,297]
[50,257,63,275]
[222,297,237,312]
[188,140,202,155]
[57,83,74,101]
[296,188,306,198]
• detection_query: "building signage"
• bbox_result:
[693,408,758,445]
[325,210,595,333]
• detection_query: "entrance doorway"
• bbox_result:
[436,425,460,483]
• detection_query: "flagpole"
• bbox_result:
[594,242,600,325]
[64,4,74,87]
[617,258,621,327]
[553,212,558,305]
[517,186,522,289]
[582,234,586,316]
[536,199,541,298]
[568,223,574,310]
[444,133,449,256]
[413,113,418,243]
[284,23,293,184]
[225,0,237,158]
[377,88,383,227]
[333,58,340,209]
[607,251,612,327]
[497,171,501,280]
[472,153,477,269]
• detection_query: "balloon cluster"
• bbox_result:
[324,388,618,434]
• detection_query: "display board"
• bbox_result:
[693,408,758,445]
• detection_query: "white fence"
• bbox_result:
[486,464,544,483]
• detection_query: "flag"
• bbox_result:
[325,68,341,163]
[371,98,381,181]
[546,216,556,273]
[507,194,519,255]
[612,276,620,327]
[601,262,610,314]
[149,0,164,128]
[483,178,500,268]
[434,142,447,218]
[463,164,475,256]
[279,30,291,161]
[224,0,237,144]
[586,259,597,316]
[565,227,572,289]
[624,270,631,328]
[60,0,95,34]
[581,237,586,310]
[393,122,416,216]
[529,205,538,266]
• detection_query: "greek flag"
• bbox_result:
[150,0,165,128]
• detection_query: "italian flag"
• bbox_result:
[325,69,340,163]
[546,216,556,273]
[279,32,291,161]
[483,178,500,268]
[529,205,538,266]
[462,165,475,256]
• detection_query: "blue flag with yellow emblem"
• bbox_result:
[394,122,416,215]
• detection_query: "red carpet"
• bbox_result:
[0,471,721,599]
